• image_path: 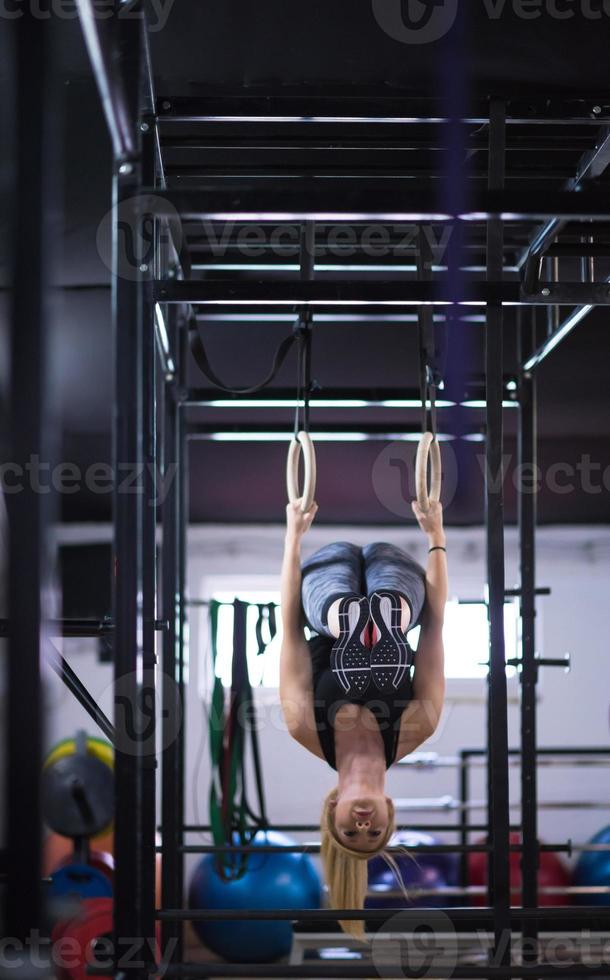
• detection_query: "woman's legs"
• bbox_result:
[361,543,425,693]
[362,542,427,633]
[300,542,363,638]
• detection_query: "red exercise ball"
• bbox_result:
[52,898,114,980]
[52,899,162,980]
[468,833,570,906]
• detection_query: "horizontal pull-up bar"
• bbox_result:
[174,841,571,856]
[156,93,610,126]
[90,964,610,980]
[156,906,610,924]
[183,381,518,408]
[149,186,610,222]
[0,618,168,638]
[186,423,484,442]
[154,279,610,306]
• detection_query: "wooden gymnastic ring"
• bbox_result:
[416,431,442,512]
[286,431,317,513]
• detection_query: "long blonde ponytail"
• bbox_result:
[319,788,399,942]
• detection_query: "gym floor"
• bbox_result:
[2,4,610,979]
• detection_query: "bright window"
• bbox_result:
[211,590,283,688]
[209,589,518,687]
[410,599,519,680]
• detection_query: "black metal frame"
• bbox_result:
[6,5,58,946]
[8,1,610,975]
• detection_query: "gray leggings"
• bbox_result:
[301,541,426,638]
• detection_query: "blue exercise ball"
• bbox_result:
[573,824,610,906]
[188,830,322,962]
[49,863,113,901]
[366,830,459,909]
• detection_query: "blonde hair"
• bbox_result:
[319,787,406,942]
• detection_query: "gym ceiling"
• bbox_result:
[1,1,609,526]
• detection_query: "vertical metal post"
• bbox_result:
[111,7,146,969]
[141,114,159,959]
[458,751,471,890]
[161,308,183,963]
[485,98,511,960]
[486,667,495,904]
[518,309,539,953]
[177,319,190,952]
[6,7,57,945]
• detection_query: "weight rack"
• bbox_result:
[5,2,610,977]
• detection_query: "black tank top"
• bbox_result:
[307,634,414,771]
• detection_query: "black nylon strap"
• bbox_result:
[254,603,278,657]
[417,226,441,439]
[293,222,315,437]
[189,320,298,394]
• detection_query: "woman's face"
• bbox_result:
[331,793,390,852]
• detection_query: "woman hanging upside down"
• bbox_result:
[279,497,447,939]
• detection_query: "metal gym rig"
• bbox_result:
[6,2,610,978]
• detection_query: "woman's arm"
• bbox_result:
[280,499,317,639]
[396,500,447,759]
[279,500,324,759]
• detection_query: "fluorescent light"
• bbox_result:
[381,399,454,409]
[198,313,295,322]
[170,115,447,125]
[207,213,452,223]
[198,397,515,411]
[196,313,482,323]
[208,432,369,442]
[191,263,448,273]
[200,298,454,306]
[207,399,369,409]
[461,400,518,409]
[203,398,457,410]
[204,431,457,442]
[206,398,451,409]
